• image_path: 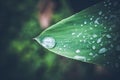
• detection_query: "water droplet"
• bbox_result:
[92,46,96,50]
[104,4,107,7]
[106,34,111,38]
[63,45,66,48]
[74,56,86,61]
[72,33,75,35]
[76,49,80,53]
[93,34,97,38]
[109,27,112,31]
[87,59,91,61]
[100,43,103,46]
[97,38,102,43]
[92,41,95,43]
[98,48,107,54]
[110,44,114,48]
[104,16,108,19]
[94,18,100,24]
[59,48,62,50]
[109,3,112,5]
[77,33,82,37]
[84,21,87,24]
[98,11,102,15]
[95,25,97,27]
[90,27,93,30]
[80,40,82,42]
[90,17,93,20]
[41,37,56,49]
[90,38,93,40]
[93,54,98,58]
[89,52,93,56]
[83,36,85,38]
[81,24,83,26]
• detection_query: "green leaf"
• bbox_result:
[35,0,120,71]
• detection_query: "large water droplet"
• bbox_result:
[41,37,56,49]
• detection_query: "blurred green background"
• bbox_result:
[0,0,119,80]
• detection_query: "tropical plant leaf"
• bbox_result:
[35,0,120,71]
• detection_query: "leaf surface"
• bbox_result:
[35,0,120,71]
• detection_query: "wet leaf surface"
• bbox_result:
[35,0,120,72]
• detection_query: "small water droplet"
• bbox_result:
[90,27,93,30]
[90,37,93,40]
[92,46,96,50]
[80,40,82,42]
[63,45,66,48]
[94,18,100,24]
[76,49,80,53]
[89,53,93,56]
[72,33,75,35]
[93,34,97,38]
[81,24,83,26]
[83,40,86,43]
[104,4,107,7]
[59,48,62,50]
[77,33,82,37]
[83,36,85,38]
[106,34,111,38]
[41,37,56,49]
[90,17,93,20]
[74,56,86,61]
[95,25,97,27]
[93,54,98,58]
[87,58,91,61]
[108,2,112,5]
[110,44,114,48]
[104,16,108,19]
[98,11,102,15]
[98,48,107,54]
[92,41,95,43]
[97,38,102,43]
[84,21,87,24]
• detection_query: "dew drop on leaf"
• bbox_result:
[92,46,96,50]
[106,34,111,38]
[74,55,86,61]
[41,37,56,49]
[97,38,102,43]
[76,49,80,53]
[98,11,102,15]
[98,48,107,54]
